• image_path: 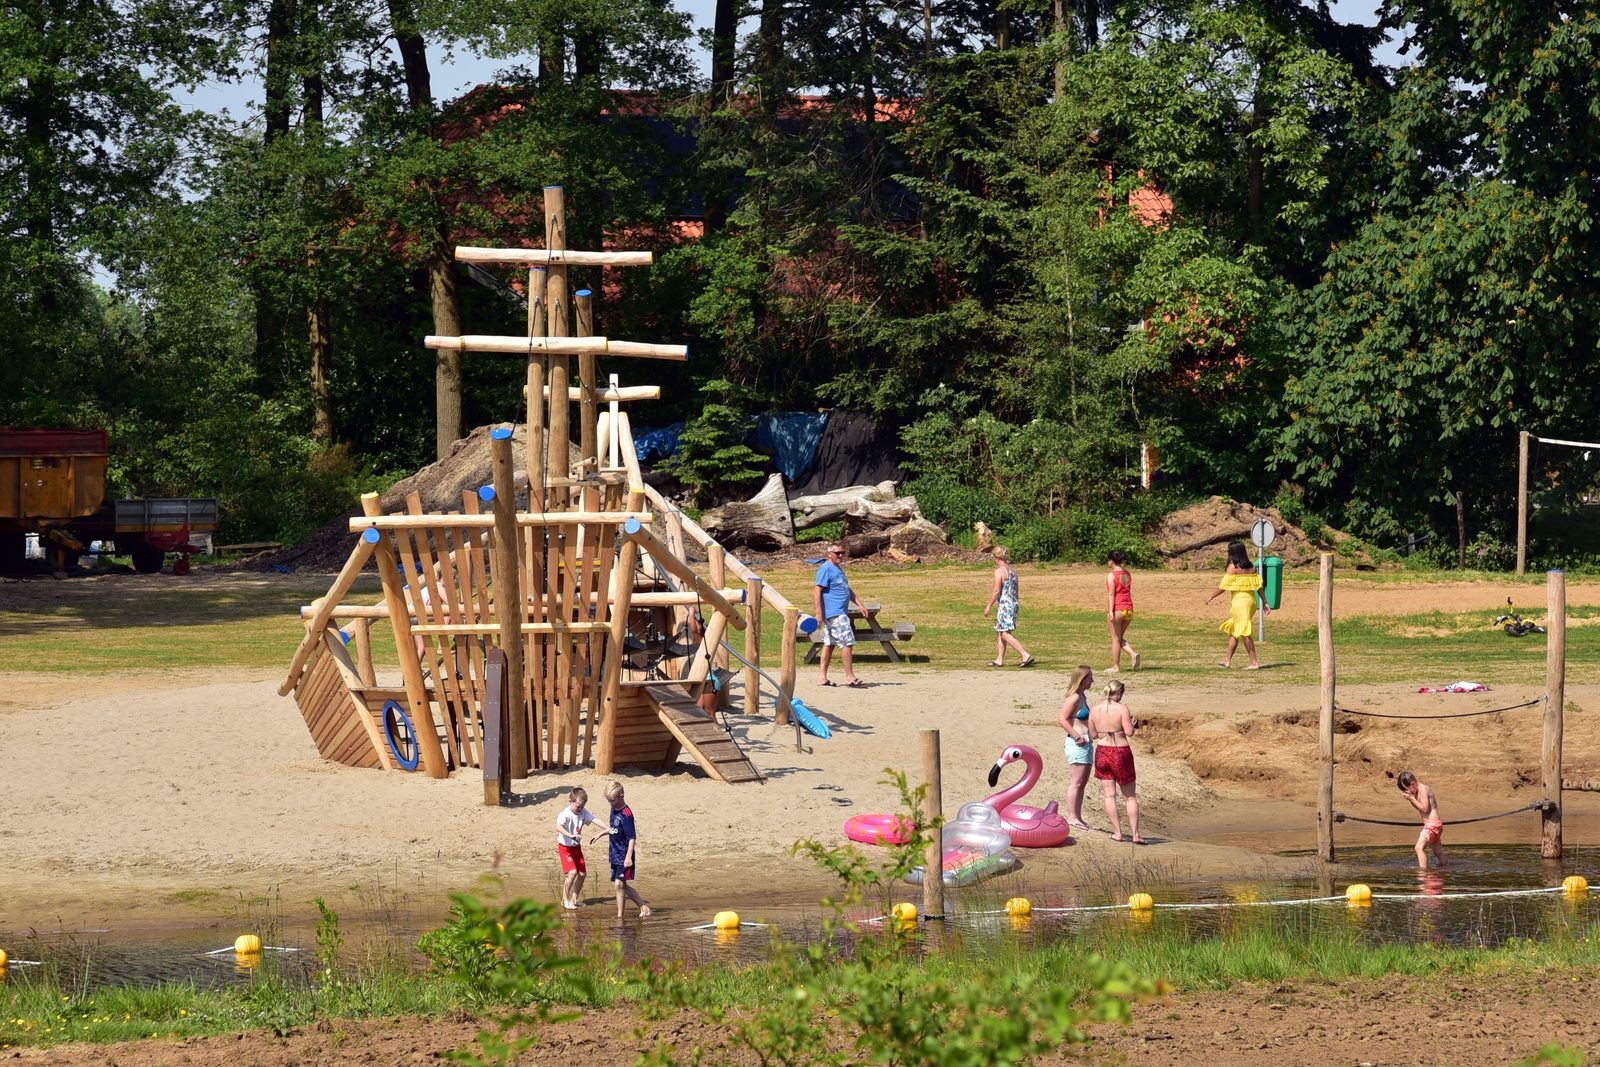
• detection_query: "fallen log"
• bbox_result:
[889,517,948,555]
[790,480,898,528]
[842,495,923,535]
[701,473,796,550]
[1155,527,1253,558]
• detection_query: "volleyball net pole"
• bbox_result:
[1316,562,1568,862]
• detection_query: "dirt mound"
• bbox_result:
[1151,496,1373,570]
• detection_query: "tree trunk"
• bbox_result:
[701,474,797,550]
[1077,0,1099,48]
[302,0,332,443]
[755,0,784,121]
[843,496,923,534]
[790,481,898,527]
[703,0,738,232]
[1457,491,1467,569]
[387,0,462,459]
[256,0,297,386]
[1246,70,1268,246]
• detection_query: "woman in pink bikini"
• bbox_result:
[1105,550,1139,672]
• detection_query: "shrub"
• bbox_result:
[1008,515,1069,562]
[1065,510,1160,567]
[904,475,1020,533]
[660,379,767,507]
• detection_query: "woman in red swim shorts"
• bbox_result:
[1088,679,1142,843]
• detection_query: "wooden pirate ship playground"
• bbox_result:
[279,188,810,798]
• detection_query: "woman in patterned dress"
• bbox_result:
[983,546,1035,667]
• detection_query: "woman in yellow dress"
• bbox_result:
[1205,541,1266,669]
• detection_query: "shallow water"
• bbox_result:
[5,845,1597,991]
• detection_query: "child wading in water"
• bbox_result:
[1105,550,1139,672]
[1398,770,1446,868]
[591,781,652,919]
[555,787,597,908]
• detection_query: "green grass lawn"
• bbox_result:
[0,566,1592,691]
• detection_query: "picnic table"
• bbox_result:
[804,602,917,663]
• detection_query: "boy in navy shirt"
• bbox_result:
[590,781,652,919]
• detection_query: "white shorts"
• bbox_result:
[822,614,856,648]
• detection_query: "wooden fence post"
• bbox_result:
[1544,569,1566,858]
[482,647,508,806]
[921,729,944,921]
[778,606,799,726]
[1318,552,1336,863]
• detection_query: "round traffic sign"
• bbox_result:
[1251,518,1276,549]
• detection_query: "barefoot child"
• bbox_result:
[591,782,652,919]
[1398,771,1446,869]
[556,787,596,909]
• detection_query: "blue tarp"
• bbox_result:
[753,412,828,483]
[633,422,684,463]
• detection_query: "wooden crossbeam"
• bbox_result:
[425,334,686,361]
[455,247,653,267]
[349,511,649,531]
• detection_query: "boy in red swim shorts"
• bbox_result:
[1398,770,1446,869]
[556,786,597,908]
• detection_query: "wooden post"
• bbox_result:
[575,289,596,470]
[709,544,729,684]
[1543,569,1566,858]
[1516,431,1530,576]
[744,577,762,715]
[545,187,570,491]
[526,267,547,510]
[1317,552,1336,863]
[596,492,645,774]
[778,606,799,726]
[921,729,945,920]
[351,617,375,686]
[490,428,530,778]
[482,647,508,806]
[362,493,448,779]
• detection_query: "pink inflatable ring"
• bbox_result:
[843,813,913,846]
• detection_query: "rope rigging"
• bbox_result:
[1332,801,1553,827]
[1334,697,1544,720]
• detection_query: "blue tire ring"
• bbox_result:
[381,700,421,771]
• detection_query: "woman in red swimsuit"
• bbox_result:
[1088,679,1142,843]
[1105,550,1139,672]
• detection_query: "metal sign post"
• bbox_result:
[1251,518,1276,642]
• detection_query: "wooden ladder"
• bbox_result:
[642,684,764,784]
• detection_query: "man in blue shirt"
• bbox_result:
[814,543,866,687]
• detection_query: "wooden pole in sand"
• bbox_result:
[1317,552,1336,863]
[362,493,447,779]
[482,647,507,806]
[744,577,762,716]
[921,728,945,920]
[778,606,799,727]
[1543,569,1566,858]
[490,428,529,778]
[1516,431,1530,576]
[526,267,547,510]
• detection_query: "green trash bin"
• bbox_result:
[1261,556,1283,611]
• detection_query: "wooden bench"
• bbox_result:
[804,604,917,663]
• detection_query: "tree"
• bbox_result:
[1275,0,1600,547]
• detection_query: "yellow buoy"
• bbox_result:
[1563,875,1589,897]
[713,910,741,931]
[1127,892,1154,911]
[1345,883,1372,906]
[1005,897,1032,917]
[0,947,8,968]
[234,933,263,955]
[891,902,917,925]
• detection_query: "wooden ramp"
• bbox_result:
[641,684,764,784]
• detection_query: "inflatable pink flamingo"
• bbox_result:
[984,744,1073,847]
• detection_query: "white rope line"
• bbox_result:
[1533,435,1600,450]
[686,921,773,932]
[1368,886,1568,901]
[202,945,300,956]
[3,958,42,967]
